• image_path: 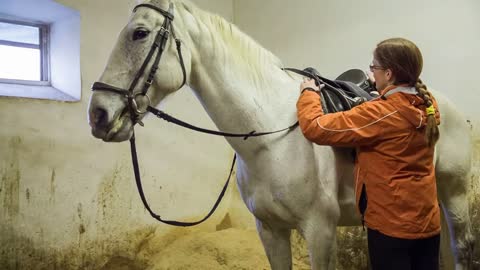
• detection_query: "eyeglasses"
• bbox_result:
[369,64,385,72]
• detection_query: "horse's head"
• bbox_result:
[88,0,191,142]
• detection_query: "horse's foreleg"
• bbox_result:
[439,187,475,270]
[302,200,340,270]
[255,218,292,270]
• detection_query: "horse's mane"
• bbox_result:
[169,0,285,87]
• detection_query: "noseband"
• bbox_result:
[92,3,186,125]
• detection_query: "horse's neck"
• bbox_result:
[181,9,300,153]
[190,64,297,131]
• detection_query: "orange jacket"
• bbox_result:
[296,85,441,239]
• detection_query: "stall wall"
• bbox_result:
[0,1,248,269]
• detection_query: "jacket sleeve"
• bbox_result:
[296,91,398,147]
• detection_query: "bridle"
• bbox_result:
[92,3,186,126]
[91,3,298,227]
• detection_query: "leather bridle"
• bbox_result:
[90,3,298,227]
[92,3,186,126]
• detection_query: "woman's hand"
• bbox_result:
[300,78,323,93]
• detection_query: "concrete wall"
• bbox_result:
[0,0,249,269]
[233,0,480,120]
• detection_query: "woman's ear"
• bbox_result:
[386,69,394,82]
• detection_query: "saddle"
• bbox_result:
[285,67,378,114]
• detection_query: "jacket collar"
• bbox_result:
[381,84,417,98]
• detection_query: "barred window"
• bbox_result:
[0,19,49,84]
[0,0,80,101]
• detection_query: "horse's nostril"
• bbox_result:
[92,108,108,128]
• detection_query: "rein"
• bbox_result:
[91,3,298,227]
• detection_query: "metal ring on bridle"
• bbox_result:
[131,92,151,114]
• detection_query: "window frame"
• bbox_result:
[0,17,50,86]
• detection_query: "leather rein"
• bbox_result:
[91,3,298,226]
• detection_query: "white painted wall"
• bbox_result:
[233,0,480,120]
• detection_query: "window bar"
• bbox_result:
[40,25,49,82]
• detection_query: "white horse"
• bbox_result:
[88,0,474,269]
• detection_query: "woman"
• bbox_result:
[296,37,441,270]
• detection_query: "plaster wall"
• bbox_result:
[0,1,243,269]
[234,0,480,120]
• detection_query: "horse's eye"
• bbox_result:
[133,29,150,41]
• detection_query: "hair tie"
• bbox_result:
[426,105,436,116]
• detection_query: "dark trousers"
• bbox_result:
[367,228,440,270]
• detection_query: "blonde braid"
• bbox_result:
[415,79,439,147]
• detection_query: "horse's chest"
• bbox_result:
[237,171,319,224]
